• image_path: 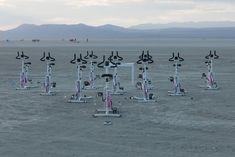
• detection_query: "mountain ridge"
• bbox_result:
[130,21,235,30]
[1,23,235,40]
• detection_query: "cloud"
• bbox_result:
[66,0,144,8]
[0,0,5,5]
[0,0,15,7]
[1,0,235,30]
[45,17,78,24]
[149,1,235,23]
[47,0,235,26]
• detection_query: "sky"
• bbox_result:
[0,0,235,30]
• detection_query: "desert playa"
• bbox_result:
[0,38,235,157]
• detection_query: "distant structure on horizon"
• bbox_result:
[69,38,79,43]
[32,39,40,42]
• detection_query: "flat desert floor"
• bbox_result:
[0,38,235,157]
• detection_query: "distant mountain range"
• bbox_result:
[1,22,235,40]
[130,21,235,29]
